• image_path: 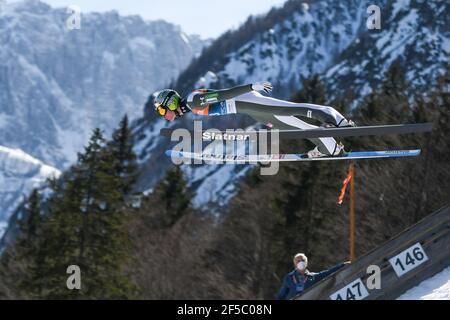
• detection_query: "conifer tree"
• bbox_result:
[153,166,194,228]
[0,189,44,298]
[380,60,410,122]
[25,129,139,299]
[18,189,42,245]
[108,115,138,195]
[292,74,327,105]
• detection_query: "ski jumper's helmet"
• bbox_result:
[154,89,181,117]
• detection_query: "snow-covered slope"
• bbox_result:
[325,0,449,102]
[177,0,448,101]
[178,0,372,98]
[203,1,368,98]
[0,0,206,168]
[0,145,60,238]
[398,267,450,300]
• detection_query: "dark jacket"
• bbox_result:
[276,263,345,300]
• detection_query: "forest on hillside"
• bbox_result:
[0,64,448,299]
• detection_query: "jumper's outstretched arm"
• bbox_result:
[188,84,253,109]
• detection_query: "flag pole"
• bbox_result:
[349,161,356,262]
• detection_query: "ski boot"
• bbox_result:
[338,119,357,127]
[307,142,346,158]
[322,119,357,128]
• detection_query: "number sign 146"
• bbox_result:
[389,243,429,277]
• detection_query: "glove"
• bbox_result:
[179,104,191,114]
[252,81,273,94]
[176,104,191,118]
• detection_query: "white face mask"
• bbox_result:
[297,261,307,271]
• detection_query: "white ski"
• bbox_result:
[165,149,421,163]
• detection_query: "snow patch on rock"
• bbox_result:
[0,145,60,238]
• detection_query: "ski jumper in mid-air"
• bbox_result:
[153,81,356,158]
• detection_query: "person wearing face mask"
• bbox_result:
[276,253,350,300]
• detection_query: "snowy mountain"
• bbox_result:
[0,0,206,168]
[131,0,449,208]
[0,145,60,238]
[187,0,369,98]
[0,0,208,240]
[324,0,449,101]
[176,0,448,100]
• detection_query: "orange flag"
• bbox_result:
[338,167,353,205]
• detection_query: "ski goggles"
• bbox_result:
[155,104,168,116]
[155,92,180,116]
